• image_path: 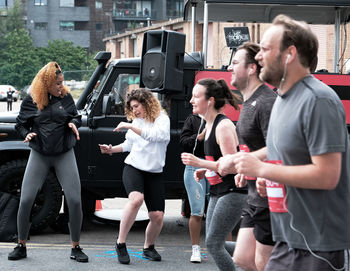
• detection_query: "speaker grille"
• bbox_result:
[140,30,185,92]
[141,52,165,89]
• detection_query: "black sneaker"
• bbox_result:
[142,245,161,261]
[70,245,89,263]
[115,243,130,264]
[8,243,27,261]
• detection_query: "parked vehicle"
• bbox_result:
[19,85,31,100]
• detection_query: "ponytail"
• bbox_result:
[197,78,241,111]
[217,79,240,110]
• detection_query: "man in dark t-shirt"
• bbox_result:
[226,42,276,271]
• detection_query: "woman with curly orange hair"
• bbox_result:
[8,62,88,263]
[99,88,170,265]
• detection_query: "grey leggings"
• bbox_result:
[206,192,247,271]
[18,149,82,242]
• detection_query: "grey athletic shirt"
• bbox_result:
[236,84,276,207]
[266,75,350,251]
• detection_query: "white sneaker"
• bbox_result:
[190,245,201,263]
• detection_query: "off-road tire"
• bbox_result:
[0,159,62,233]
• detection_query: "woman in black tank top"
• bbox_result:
[181,78,247,270]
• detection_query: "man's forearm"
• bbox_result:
[251,147,267,161]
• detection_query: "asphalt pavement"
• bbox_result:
[0,99,21,113]
[0,200,218,271]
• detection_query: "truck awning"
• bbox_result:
[184,0,350,71]
[184,0,350,24]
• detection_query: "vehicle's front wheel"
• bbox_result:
[0,159,62,233]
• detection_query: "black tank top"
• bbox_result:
[204,114,247,196]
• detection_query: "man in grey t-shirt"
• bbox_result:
[218,14,350,270]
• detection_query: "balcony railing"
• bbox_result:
[112,8,153,19]
[166,9,183,18]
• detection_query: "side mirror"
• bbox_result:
[102,93,114,115]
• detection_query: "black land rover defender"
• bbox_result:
[0,49,202,232]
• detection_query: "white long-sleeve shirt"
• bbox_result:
[121,111,170,173]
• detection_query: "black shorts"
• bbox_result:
[122,164,165,212]
[266,242,347,271]
[240,204,275,246]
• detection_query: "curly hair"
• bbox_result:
[30,62,69,110]
[125,88,164,123]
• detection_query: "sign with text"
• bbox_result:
[224,27,250,48]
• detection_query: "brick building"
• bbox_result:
[104,19,350,73]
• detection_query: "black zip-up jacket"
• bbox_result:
[15,93,81,156]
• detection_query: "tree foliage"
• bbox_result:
[40,40,86,72]
[0,1,100,89]
[82,50,100,81]
[0,29,41,88]
[6,0,23,32]
[0,15,6,36]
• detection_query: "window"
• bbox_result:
[60,21,74,31]
[109,74,140,115]
[96,23,102,31]
[95,0,102,9]
[113,0,151,18]
[0,0,7,7]
[75,21,88,30]
[34,22,48,30]
[135,1,151,18]
[166,0,183,17]
[34,0,47,6]
[75,0,87,7]
[60,0,74,7]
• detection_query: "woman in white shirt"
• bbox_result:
[99,88,170,265]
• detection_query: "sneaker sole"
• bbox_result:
[118,259,130,264]
[190,255,202,263]
[142,254,161,261]
[70,256,89,263]
[115,251,130,264]
[8,255,27,261]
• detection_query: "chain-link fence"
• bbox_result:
[63,70,93,100]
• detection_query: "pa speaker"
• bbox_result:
[140,30,185,93]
